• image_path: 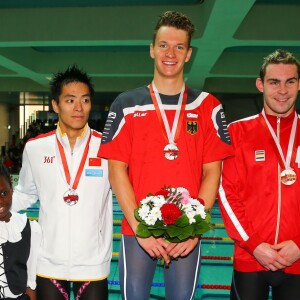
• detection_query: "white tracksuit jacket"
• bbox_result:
[12,125,112,280]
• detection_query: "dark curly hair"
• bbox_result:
[153,11,195,47]
[0,164,12,188]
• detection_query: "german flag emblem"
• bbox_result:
[187,121,198,135]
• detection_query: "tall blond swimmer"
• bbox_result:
[99,10,233,300]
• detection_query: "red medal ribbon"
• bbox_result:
[149,82,188,144]
[57,133,91,190]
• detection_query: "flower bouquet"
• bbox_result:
[134,187,213,242]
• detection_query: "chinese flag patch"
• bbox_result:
[89,157,101,167]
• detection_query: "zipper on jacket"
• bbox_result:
[67,150,73,280]
[274,117,281,245]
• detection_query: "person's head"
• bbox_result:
[50,65,93,136]
[50,65,94,103]
[150,11,194,85]
[256,49,300,117]
[152,11,195,48]
[259,49,300,81]
[0,163,12,222]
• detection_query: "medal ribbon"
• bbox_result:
[261,109,298,170]
[56,133,91,190]
[149,81,187,145]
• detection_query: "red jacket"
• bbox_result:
[219,110,300,274]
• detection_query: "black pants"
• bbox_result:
[230,270,300,300]
[36,276,108,300]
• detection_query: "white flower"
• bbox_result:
[169,187,176,193]
[144,214,156,226]
[138,204,150,220]
[190,198,201,206]
[195,205,206,219]
[150,206,162,220]
[176,187,189,193]
[152,195,166,207]
[188,198,206,219]
[141,196,153,205]
[181,203,192,213]
[176,187,190,196]
[186,210,196,224]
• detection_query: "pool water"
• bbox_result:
[23,199,272,299]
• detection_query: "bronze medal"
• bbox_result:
[280,169,297,185]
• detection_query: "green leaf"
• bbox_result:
[194,222,212,235]
[177,225,194,240]
[150,229,165,237]
[194,215,203,224]
[134,208,142,222]
[174,215,190,227]
[135,223,151,238]
[166,225,181,238]
[153,220,166,229]
[205,209,212,223]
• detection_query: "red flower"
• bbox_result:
[155,189,169,198]
[160,203,182,225]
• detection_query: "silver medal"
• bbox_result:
[163,143,179,160]
[63,189,79,205]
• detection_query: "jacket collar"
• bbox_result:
[56,123,91,154]
[262,109,296,130]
